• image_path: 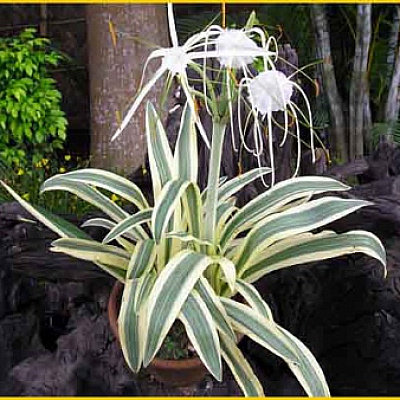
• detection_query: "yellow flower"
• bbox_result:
[42,158,49,166]
[22,193,30,201]
[35,161,43,168]
[59,167,66,173]
[64,155,71,161]
[17,168,24,176]
[111,194,119,203]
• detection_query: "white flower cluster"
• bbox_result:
[112,4,314,185]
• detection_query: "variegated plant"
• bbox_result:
[1,5,386,397]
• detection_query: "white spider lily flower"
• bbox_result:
[216,29,261,69]
[248,70,293,114]
[212,28,278,152]
[111,4,277,147]
[111,4,220,146]
[239,69,314,186]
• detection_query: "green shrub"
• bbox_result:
[0,28,67,168]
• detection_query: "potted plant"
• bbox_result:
[2,5,386,397]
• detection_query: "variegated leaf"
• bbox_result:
[146,102,174,197]
[234,279,274,320]
[181,183,203,248]
[164,231,213,247]
[220,333,264,397]
[82,217,138,247]
[242,230,386,283]
[94,261,126,282]
[218,167,271,202]
[102,209,152,244]
[277,326,330,397]
[51,238,130,269]
[173,102,198,182]
[152,179,192,243]
[41,178,128,222]
[180,291,222,381]
[196,277,236,342]
[221,176,351,249]
[43,168,149,210]
[220,298,297,363]
[216,202,237,242]
[235,197,370,272]
[143,250,214,366]
[119,272,156,372]
[126,239,157,279]
[213,256,236,292]
[1,181,89,239]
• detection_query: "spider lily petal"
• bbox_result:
[216,29,262,69]
[112,66,167,141]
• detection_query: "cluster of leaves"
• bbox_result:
[2,103,386,397]
[0,28,68,168]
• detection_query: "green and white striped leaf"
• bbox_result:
[143,250,214,366]
[234,279,274,320]
[220,298,297,363]
[221,176,351,249]
[81,218,136,252]
[181,183,202,245]
[82,217,116,230]
[126,239,156,279]
[220,333,264,397]
[236,197,370,272]
[43,168,149,210]
[41,178,128,222]
[218,167,271,202]
[152,179,191,243]
[174,102,198,182]
[213,256,236,292]
[216,202,237,241]
[277,326,330,397]
[180,291,222,381]
[146,102,174,197]
[1,181,89,239]
[242,230,387,283]
[119,272,156,372]
[196,277,236,342]
[94,261,126,282]
[51,238,130,269]
[164,231,213,248]
[102,209,152,244]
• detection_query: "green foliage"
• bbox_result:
[0,154,93,216]
[156,321,190,360]
[371,121,400,147]
[0,28,68,168]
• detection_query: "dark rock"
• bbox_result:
[0,307,45,386]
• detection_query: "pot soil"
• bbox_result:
[108,281,208,388]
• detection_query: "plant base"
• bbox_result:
[108,281,208,388]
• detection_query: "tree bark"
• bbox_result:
[385,6,400,141]
[349,5,371,160]
[86,5,169,173]
[311,5,348,163]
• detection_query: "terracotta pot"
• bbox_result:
[108,281,208,387]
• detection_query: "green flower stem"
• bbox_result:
[204,121,227,247]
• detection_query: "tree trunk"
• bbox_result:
[349,5,371,160]
[86,5,169,173]
[385,6,400,141]
[311,5,348,163]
